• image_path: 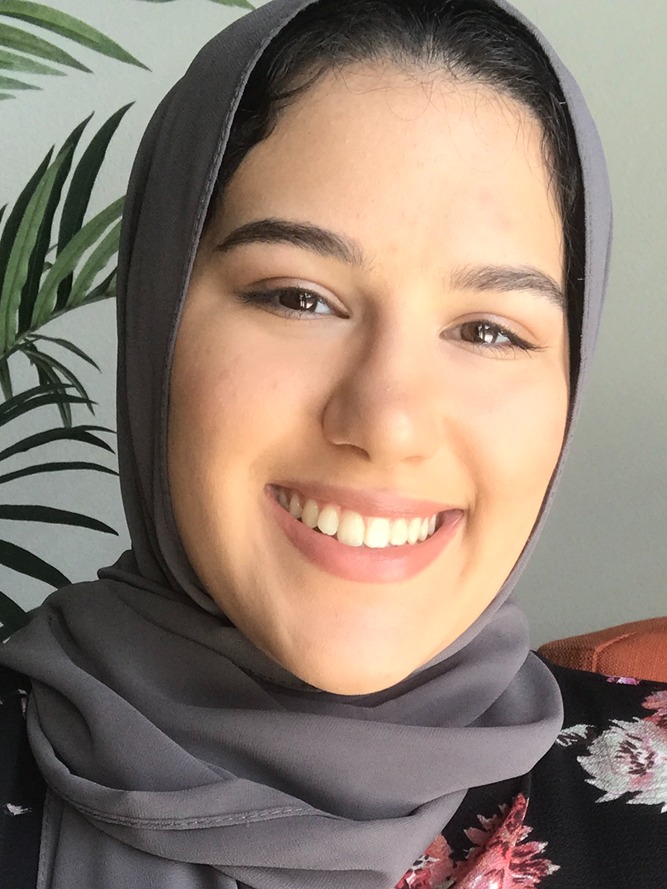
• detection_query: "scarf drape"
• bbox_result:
[0,1,612,887]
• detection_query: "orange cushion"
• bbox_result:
[538,617,667,683]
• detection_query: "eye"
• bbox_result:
[237,286,339,317]
[454,320,538,354]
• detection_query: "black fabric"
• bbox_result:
[0,666,44,889]
[411,661,667,887]
[2,660,666,887]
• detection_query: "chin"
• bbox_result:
[277,643,430,696]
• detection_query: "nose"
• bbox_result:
[321,323,442,467]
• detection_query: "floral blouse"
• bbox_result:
[1,660,666,888]
[396,660,667,888]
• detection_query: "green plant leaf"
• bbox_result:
[0,21,90,71]
[0,148,70,355]
[0,424,115,463]
[82,268,115,304]
[67,219,121,310]
[0,383,88,427]
[0,149,52,306]
[18,117,91,339]
[0,357,12,401]
[31,334,100,371]
[0,539,69,588]
[0,504,118,535]
[31,197,123,328]
[23,344,94,411]
[0,460,117,485]
[0,71,37,90]
[0,588,29,640]
[57,104,131,307]
[207,0,254,7]
[0,45,63,76]
[0,1,148,68]
[33,358,72,426]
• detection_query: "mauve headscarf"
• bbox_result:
[0,1,612,887]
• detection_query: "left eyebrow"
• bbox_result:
[450,264,566,311]
[214,218,367,268]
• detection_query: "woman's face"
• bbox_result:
[168,64,569,694]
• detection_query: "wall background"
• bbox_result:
[1,0,665,647]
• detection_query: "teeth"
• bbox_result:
[289,491,303,519]
[337,511,365,547]
[301,499,319,529]
[364,517,391,549]
[407,517,422,545]
[275,487,441,550]
[389,518,409,546]
[317,504,339,537]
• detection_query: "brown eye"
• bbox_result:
[277,289,323,313]
[452,320,537,354]
[461,321,509,346]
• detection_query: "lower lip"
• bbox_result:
[265,489,463,584]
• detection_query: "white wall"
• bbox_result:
[1,0,665,645]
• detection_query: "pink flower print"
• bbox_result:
[452,794,559,888]
[578,716,667,812]
[642,690,667,728]
[397,797,559,888]
[396,835,454,889]
[606,675,641,685]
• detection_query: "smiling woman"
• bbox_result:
[169,61,569,694]
[0,1,665,888]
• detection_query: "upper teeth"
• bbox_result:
[274,487,439,549]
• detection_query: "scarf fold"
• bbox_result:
[0,1,612,887]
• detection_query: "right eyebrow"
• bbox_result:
[214,217,367,268]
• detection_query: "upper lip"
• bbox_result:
[269,481,460,519]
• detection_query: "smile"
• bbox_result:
[266,484,464,584]
[273,485,441,549]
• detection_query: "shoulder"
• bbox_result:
[525,656,667,887]
[540,653,667,730]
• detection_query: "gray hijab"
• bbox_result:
[0,1,612,887]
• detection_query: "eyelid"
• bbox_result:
[238,283,348,318]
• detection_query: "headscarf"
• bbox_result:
[0,1,612,887]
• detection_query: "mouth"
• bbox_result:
[266,483,463,584]
[270,484,444,549]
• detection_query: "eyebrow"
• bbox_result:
[215,218,366,267]
[215,217,566,310]
[450,264,566,311]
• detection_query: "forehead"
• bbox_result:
[213,63,562,276]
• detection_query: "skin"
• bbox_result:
[167,63,570,695]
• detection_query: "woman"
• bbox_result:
[0,0,664,886]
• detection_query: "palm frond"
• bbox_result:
[0,460,117,485]
[31,197,123,327]
[0,588,29,640]
[0,21,89,71]
[0,539,69,588]
[0,424,115,463]
[0,147,70,355]
[0,504,117,535]
[0,45,63,75]
[56,103,131,308]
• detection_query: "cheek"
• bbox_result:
[463,368,568,520]
[168,317,308,495]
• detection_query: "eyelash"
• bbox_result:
[237,286,540,354]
